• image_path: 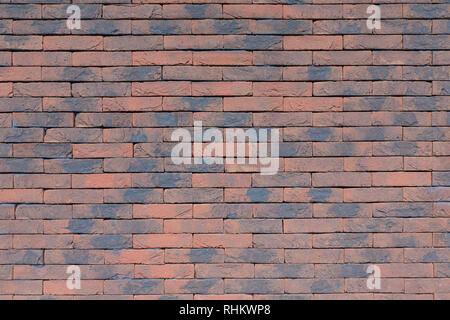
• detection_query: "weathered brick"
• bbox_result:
[0,0,448,300]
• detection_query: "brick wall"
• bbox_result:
[0,0,449,300]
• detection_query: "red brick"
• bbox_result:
[135,264,194,279]
[373,172,431,187]
[134,234,192,248]
[44,190,103,204]
[73,52,131,66]
[193,82,251,96]
[284,36,342,50]
[0,189,43,203]
[193,234,252,248]
[133,51,192,65]
[43,36,103,50]
[193,51,252,66]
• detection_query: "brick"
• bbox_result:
[105,249,163,265]
[374,233,432,248]
[13,143,72,158]
[404,35,450,49]
[374,51,431,65]
[193,82,251,97]
[73,205,129,220]
[344,157,403,171]
[225,249,283,264]
[193,234,252,249]
[193,204,251,219]
[133,81,191,96]
[0,281,42,295]
[164,35,223,50]
[373,203,433,218]
[194,51,251,66]
[72,20,131,35]
[76,113,132,128]
[133,20,190,35]
[72,52,131,66]
[314,20,366,35]
[284,188,343,203]
[73,144,133,158]
[373,172,431,187]
[166,249,224,264]
[45,128,102,143]
[255,20,312,35]
[312,173,371,187]
[14,82,71,97]
[44,190,103,204]
[343,127,402,141]
[0,36,42,50]
[286,157,342,173]
[225,188,283,203]
[44,36,103,51]
[166,279,223,294]
[133,51,192,66]
[254,51,312,66]
[164,4,221,18]
[224,35,282,50]
[43,98,102,112]
[224,66,282,81]
[13,52,70,66]
[196,264,253,278]
[286,279,344,294]
[0,189,42,204]
[224,97,281,111]
[103,4,161,19]
[343,4,401,19]
[404,187,450,202]
[105,280,163,295]
[14,174,70,189]
[253,82,312,97]
[164,66,221,81]
[104,188,163,204]
[104,158,164,173]
[72,82,131,97]
[13,113,73,128]
[373,142,432,156]
[0,67,40,81]
[284,36,342,50]
[314,233,371,248]
[136,264,194,279]
[344,35,402,49]
[134,234,192,248]
[284,97,342,112]
[345,249,403,263]
[104,36,162,51]
[344,188,402,202]
[44,159,103,174]
[165,188,223,203]
[44,250,103,265]
[165,219,222,233]
[314,81,371,96]
[286,5,341,19]
[343,66,402,80]
[373,81,431,96]
[284,66,341,81]
[14,235,73,249]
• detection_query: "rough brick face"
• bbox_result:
[0,0,448,301]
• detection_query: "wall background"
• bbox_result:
[0,0,448,299]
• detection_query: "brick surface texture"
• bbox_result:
[0,0,449,300]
